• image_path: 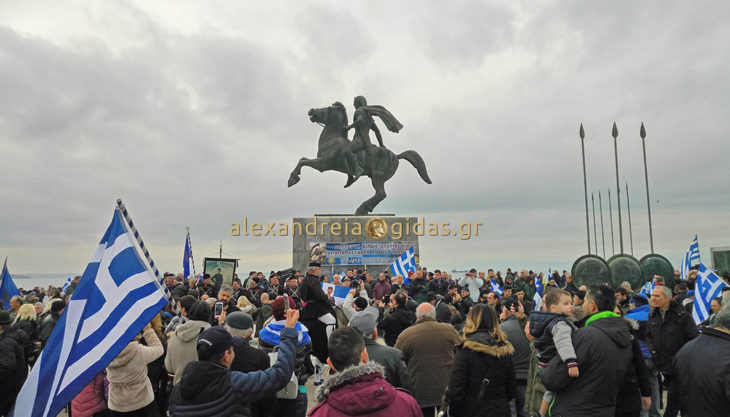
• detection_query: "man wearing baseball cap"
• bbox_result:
[169,309,299,416]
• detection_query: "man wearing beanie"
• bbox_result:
[169,309,300,417]
[226,311,271,417]
[349,306,412,391]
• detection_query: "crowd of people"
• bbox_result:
[1,263,729,417]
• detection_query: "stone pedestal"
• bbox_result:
[292,215,420,276]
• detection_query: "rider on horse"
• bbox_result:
[343,95,403,185]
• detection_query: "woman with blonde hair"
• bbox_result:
[447,303,517,417]
[236,294,258,316]
[12,303,39,365]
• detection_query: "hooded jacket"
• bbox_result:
[447,330,516,417]
[363,337,412,392]
[106,328,163,412]
[169,327,297,417]
[0,329,28,415]
[674,327,730,417]
[164,319,211,385]
[540,312,633,417]
[307,362,421,417]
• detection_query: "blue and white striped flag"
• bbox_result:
[321,283,351,305]
[491,279,503,296]
[10,207,169,417]
[533,277,544,311]
[390,247,416,285]
[640,281,654,297]
[61,277,72,293]
[692,263,727,325]
[680,235,700,280]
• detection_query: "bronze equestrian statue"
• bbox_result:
[288,96,431,215]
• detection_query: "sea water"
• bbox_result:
[11,273,75,291]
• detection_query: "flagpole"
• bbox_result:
[626,182,634,257]
[116,199,172,301]
[599,190,606,259]
[612,122,624,254]
[185,226,197,278]
[609,188,615,256]
[592,192,598,256]
[580,124,591,254]
[640,123,654,253]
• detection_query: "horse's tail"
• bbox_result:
[397,150,432,184]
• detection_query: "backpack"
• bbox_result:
[267,347,298,399]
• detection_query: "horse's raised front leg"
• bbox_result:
[355,176,386,215]
[288,157,329,187]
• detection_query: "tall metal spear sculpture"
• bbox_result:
[580,124,591,254]
[640,123,654,253]
[611,122,624,253]
[599,191,606,259]
[626,182,634,256]
[592,192,598,255]
[609,188,615,256]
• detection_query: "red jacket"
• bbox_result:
[308,362,422,417]
[71,373,107,417]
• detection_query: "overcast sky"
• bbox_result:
[1,1,729,277]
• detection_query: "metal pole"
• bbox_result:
[116,199,172,301]
[608,188,615,255]
[599,190,606,259]
[612,122,624,254]
[592,192,598,256]
[580,124,591,254]
[626,182,634,256]
[640,123,654,253]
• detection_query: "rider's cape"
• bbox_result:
[363,105,403,133]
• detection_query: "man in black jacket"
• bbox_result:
[169,310,298,417]
[381,291,416,347]
[647,284,698,417]
[540,285,633,417]
[0,311,28,416]
[674,307,730,417]
[349,306,413,392]
[298,262,336,384]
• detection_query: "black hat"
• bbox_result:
[575,290,587,301]
[197,327,233,360]
[354,297,368,310]
[309,261,321,267]
[0,311,11,325]
[51,299,66,313]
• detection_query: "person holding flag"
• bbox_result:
[10,201,171,417]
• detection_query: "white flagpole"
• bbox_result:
[116,199,171,301]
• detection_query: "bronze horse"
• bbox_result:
[288,102,431,215]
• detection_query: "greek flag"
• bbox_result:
[10,208,169,417]
[680,235,700,280]
[1,258,20,310]
[61,277,72,293]
[533,277,544,311]
[491,279,503,296]
[321,283,351,304]
[390,247,416,284]
[183,232,193,279]
[640,281,654,297]
[692,263,727,325]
